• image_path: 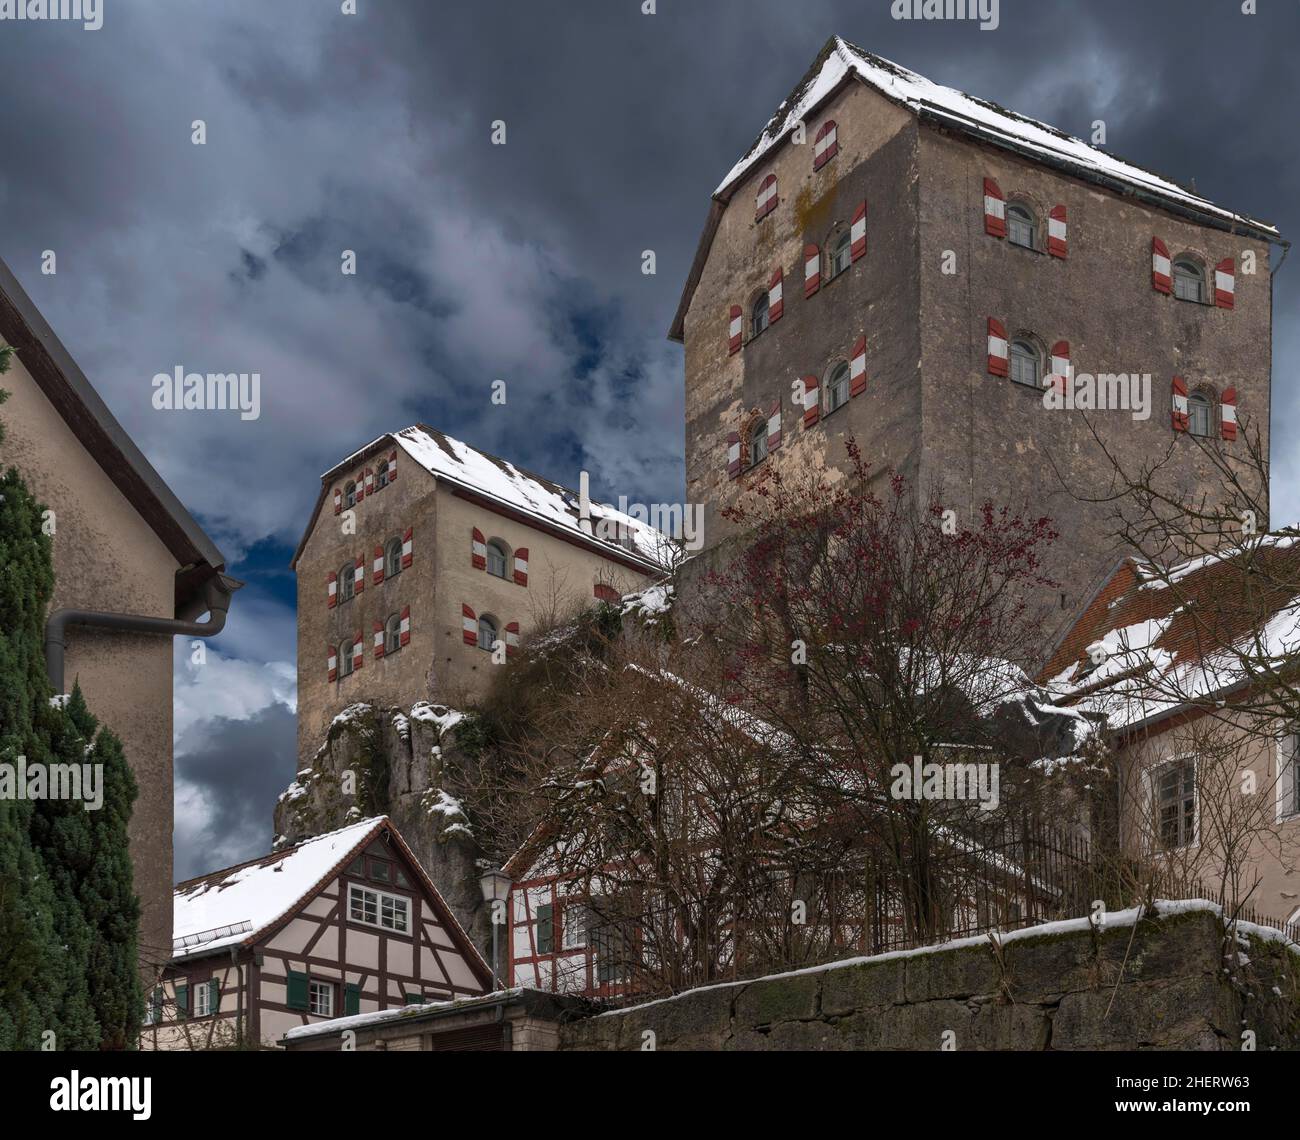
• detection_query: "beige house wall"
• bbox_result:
[295,443,658,767]
[0,348,178,973]
[1118,716,1300,924]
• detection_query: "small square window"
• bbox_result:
[309,980,335,1017]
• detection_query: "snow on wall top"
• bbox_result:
[389,424,673,569]
[172,816,385,958]
[716,36,1277,237]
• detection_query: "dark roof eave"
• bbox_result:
[916,106,1283,246]
[0,257,228,608]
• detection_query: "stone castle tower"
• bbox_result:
[670,37,1278,634]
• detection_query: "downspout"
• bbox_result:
[44,571,239,692]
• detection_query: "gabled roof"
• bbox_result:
[1039,534,1300,731]
[292,424,673,572]
[171,815,492,984]
[0,256,229,609]
[669,35,1283,342]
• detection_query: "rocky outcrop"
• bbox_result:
[273,700,490,947]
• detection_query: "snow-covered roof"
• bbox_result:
[172,817,385,959]
[718,36,1277,237]
[323,424,672,571]
[1041,533,1300,730]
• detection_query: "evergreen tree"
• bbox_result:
[0,352,141,1048]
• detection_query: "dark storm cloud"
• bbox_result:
[0,1,1295,877]
[173,703,298,881]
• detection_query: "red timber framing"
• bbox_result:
[507,872,633,1002]
[147,818,492,1048]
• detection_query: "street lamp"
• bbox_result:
[478,868,512,991]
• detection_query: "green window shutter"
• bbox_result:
[536,903,554,955]
[344,982,361,1016]
[175,982,189,1018]
[150,987,163,1022]
[404,993,422,1005]
[210,978,221,1015]
[287,970,309,1011]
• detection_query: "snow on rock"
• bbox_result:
[409,701,466,736]
[425,788,473,840]
[717,36,1275,238]
[621,581,674,622]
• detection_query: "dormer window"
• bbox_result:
[1173,259,1205,303]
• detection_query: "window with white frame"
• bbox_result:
[348,882,410,934]
[308,980,335,1017]
[385,613,402,655]
[192,979,212,1017]
[748,418,768,467]
[385,537,403,579]
[339,563,355,603]
[1156,758,1197,849]
[561,901,588,950]
[486,540,509,579]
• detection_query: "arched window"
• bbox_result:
[1173,258,1205,302]
[486,540,509,579]
[1187,392,1212,437]
[385,613,402,655]
[825,362,850,414]
[748,419,769,467]
[385,538,403,579]
[339,640,354,678]
[477,614,498,651]
[339,563,355,603]
[1009,341,1040,387]
[831,231,852,278]
[1007,203,1036,249]
[750,293,770,339]
[344,481,357,509]
[377,464,390,490]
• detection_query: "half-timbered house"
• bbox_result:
[142,816,492,1049]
